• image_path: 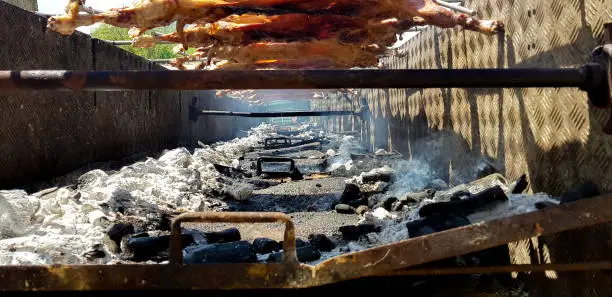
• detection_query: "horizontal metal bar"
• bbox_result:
[103,40,175,46]
[375,262,612,276]
[433,0,476,15]
[0,67,595,91]
[199,110,358,117]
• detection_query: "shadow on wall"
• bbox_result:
[189,92,261,145]
[358,1,612,295]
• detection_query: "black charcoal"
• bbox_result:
[419,186,508,217]
[205,228,241,243]
[308,234,336,252]
[341,184,361,203]
[267,246,321,263]
[253,238,281,254]
[561,181,600,204]
[339,224,381,241]
[184,241,256,264]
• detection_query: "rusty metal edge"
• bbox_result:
[373,262,612,276]
[0,195,610,291]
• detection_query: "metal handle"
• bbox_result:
[256,157,296,175]
[170,212,298,265]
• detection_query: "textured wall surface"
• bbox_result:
[0,3,253,188]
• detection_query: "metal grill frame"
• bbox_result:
[0,22,610,293]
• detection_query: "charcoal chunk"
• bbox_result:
[296,238,309,248]
[182,229,208,244]
[382,197,398,211]
[561,181,600,204]
[253,238,281,254]
[418,186,508,217]
[279,238,309,249]
[184,241,256,264]
[83,244,106,260]
[205,228,241,243]
[106,222,135,247]
[290,167,304,181]
[339,224,381,241]
[477,162,499,178]
[511,174,529,194]
[535,201,558,210]
[267,246,321,263]
[308,234,336,252]
[335,204,355,214]
[406,214,470,238]
[341,184,361,203]
[127,234,194,261]
[362,172,392,183]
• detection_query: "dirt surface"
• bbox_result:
[190,212,361,241]
[227,178,343,212]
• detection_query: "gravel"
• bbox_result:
[189,212,361,242]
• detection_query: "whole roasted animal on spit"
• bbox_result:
[48,0,503,69]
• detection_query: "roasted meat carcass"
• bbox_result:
[133,13,421,49]
[50,0,501,36]
[169,39,382,70]
[48,0,503,69]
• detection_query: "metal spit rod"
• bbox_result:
[103,40,174,46]
[0,67,601,91]
[198,110,359,117]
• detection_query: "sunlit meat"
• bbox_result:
[49,0,502,37]
[48,0,503,69]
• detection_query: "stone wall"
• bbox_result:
[0,2,254,188]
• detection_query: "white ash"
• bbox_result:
[0,190,40,239]
[374,149,387,155]
[0,124,278,265]
[344,165,393,185]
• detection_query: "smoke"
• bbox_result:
[325,135,361,171]
[386,159,435,197]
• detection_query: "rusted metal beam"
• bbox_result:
[0,67,603,91]
[432,0,476,15]
[0,194,611,291]
[375,262,612,276]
